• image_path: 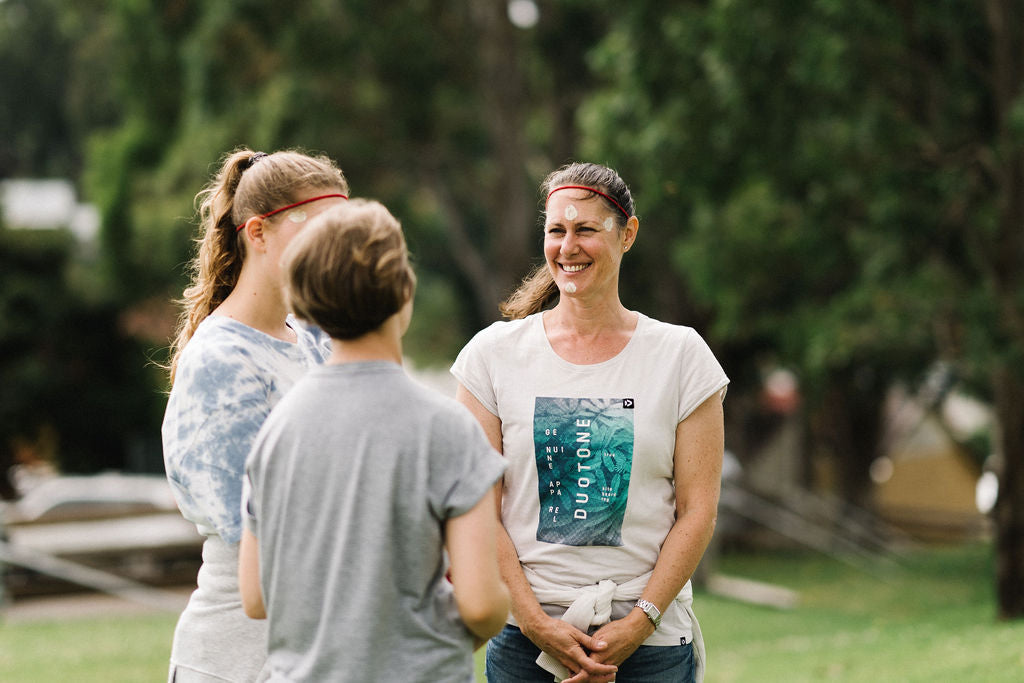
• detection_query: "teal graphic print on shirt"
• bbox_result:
[534,397,634,546]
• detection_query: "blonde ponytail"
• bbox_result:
[168,148,348,382]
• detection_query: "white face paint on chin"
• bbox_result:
[564,204,578,221]
[564,281,577,294]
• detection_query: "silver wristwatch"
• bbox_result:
[635,598,662,629]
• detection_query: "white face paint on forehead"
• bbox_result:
[563,204,578,221]
[603,216,615,231]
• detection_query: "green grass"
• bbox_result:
[2,544,1022,681]
[0,609,179,682]
[699,543,1024,682]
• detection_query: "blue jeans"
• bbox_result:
[485,625,695,683]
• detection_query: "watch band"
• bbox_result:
[635,598,662,629]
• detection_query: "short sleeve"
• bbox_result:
[677,328,730,423]
[450,324,500,416]
[428,407,506,520]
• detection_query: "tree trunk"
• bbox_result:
[809,369,887,508]
[993,362,1024,619]
[986,0,1024,620]
[425,168,504,326]
[0,443,16,501]
[469,0,533,308]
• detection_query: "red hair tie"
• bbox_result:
[235,193,348,232]
[546,185,630,219]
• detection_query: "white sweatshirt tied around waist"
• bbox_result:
[521,568,705,682]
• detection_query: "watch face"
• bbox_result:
[636,599,661,627]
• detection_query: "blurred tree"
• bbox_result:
[0,227,69,499]
[983,0,1024,621]
[1,1,617,490]
[78,0,193,300]
[0,0,180,488]
[0,0,124,179]
[580,0,937,506]
[0,0,78,177]
[582,0,1024,618]
[0,226,164,492]
[73,0,613,358]
[886,0,1024,621]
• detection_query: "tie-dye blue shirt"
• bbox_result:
[162,315,330,544]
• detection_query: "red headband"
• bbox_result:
[546,185,630,219]
[235,193,349,232]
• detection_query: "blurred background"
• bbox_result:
[1,0,1023,678]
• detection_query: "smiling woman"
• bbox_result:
[500,165,636,321]
[542,187,637,312]
[452,162,729,683]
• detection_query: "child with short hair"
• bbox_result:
[239,199,509,682]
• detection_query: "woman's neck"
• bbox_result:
[543,297,638,365]
[546,296,633,335]
[212,270,294,343]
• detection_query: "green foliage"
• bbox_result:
[581,0,945,382]
[0,0,78,177]
[0,227,165,478]
[578,0,1024,611]
[575,1,1024,508]
[404,272,466,367]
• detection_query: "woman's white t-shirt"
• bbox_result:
[451,312,728,646]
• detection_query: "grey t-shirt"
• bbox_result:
[244,361,505,682]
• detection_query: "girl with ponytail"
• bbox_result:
[162,148,348,682]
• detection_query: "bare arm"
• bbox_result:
[590,392,725,666]
[238,527,266,619]
[446,485,510,645]
[455,384,617,682]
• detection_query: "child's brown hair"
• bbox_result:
[283,200,415,340]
